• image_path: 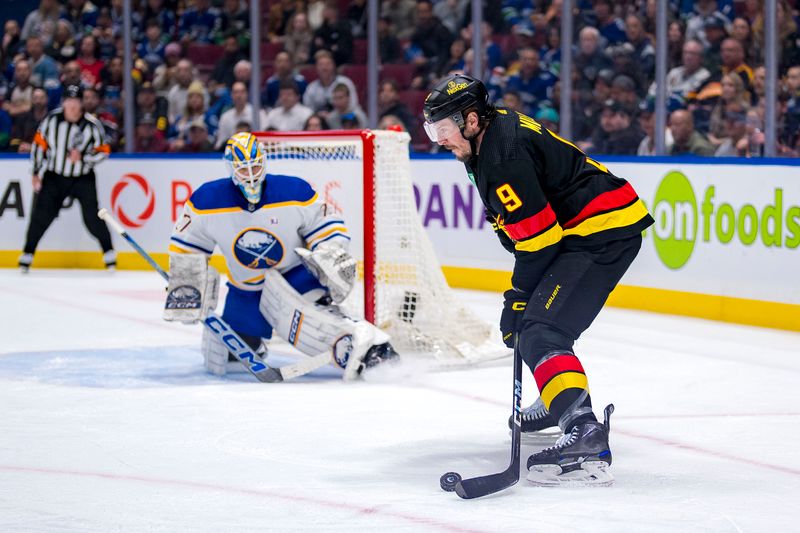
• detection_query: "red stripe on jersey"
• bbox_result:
[563,183,639,229]
[533,353,585,389]
[504,204,557,241]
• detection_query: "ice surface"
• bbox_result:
[1,270,799,532]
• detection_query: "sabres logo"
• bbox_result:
[332,334,354,369]
[165,285,202,310]
[232,228,284,269]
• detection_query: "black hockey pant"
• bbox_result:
[23,170,113,255]
[518,234,642,431]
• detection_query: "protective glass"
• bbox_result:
[423,117,461,143]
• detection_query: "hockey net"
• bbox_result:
[255,129,507,364]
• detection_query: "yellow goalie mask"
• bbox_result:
[224,133,267,204]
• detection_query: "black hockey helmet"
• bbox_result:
[423,74,492,126]
[422,74,494,143]
[62,84,84,101]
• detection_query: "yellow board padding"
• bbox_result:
[440,265,800,332]
[2,251,799,332]
[0,250,226,274]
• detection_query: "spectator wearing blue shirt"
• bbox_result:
[624,14,655,83]
[137,0,177,43]
[505,47,556,117]
[261,51,307,109]
[179,0,220,45]
[137,20,166,75]
[0,105,11,151]
[25,36,59,91]
[62,0,99,37]
[461,22,504,70]
[781,66,800,153]
[540,26,562,76]
[593,0,627,46]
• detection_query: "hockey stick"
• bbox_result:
[98,208,331,382]
[441,337,523,499]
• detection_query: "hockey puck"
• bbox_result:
[440,471,462,492]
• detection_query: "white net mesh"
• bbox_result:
[257,130,507,363]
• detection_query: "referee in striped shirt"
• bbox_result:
[19,85,116,272]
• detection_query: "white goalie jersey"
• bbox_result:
[169,174,350,290]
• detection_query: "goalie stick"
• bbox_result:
[443,336,523,499]
[98,208,331,383]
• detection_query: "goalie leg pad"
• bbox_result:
[259,269,390,380]
[201,325,229,376]
[164,253,219,323]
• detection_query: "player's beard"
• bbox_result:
[452,144,473,162]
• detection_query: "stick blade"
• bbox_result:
[454,469,520,499]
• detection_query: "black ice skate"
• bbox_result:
[508,397,558,433]
[358,342,400,375]
[526,404,615,487]
[19,253,32,273]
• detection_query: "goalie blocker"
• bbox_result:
[165,253,398,379]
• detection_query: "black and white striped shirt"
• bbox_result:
[31,110,110,177]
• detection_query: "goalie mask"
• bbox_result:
[224,132,267,204]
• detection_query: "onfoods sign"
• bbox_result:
[649,170,800,269]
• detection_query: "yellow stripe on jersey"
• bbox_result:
[306,225,349,245]
[260,192,319,210]
[168,243,192,253]
[563,200,649,238]
[186,193,319,214]
[540,372,589,410]
[241,273,265,285]
[547,129,610,174]
[185,199,242,215]
[513,224,563,253]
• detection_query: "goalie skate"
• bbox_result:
[526,404,615,487]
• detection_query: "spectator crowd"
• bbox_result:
[1,0,799,157]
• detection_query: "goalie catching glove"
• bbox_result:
[295,243,356,303]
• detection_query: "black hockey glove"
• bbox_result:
[485,210,516,254]
[500,289,531,348]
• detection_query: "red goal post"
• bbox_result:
[254,129,508,363]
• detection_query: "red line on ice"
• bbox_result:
[2,285,196,337]
[421,383,800,478]
[0,465,489,533]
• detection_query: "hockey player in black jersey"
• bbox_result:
[423,74,654,486]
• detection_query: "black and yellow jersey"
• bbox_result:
[466,109,653,257]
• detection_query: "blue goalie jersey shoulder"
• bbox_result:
[189,178,244,211]
[262,174,317,205]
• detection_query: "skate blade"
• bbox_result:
[518,427,562,446]
[526,461,614,487]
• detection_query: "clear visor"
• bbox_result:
[423,117,461,143]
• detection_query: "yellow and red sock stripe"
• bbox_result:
[533,353,589,411]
